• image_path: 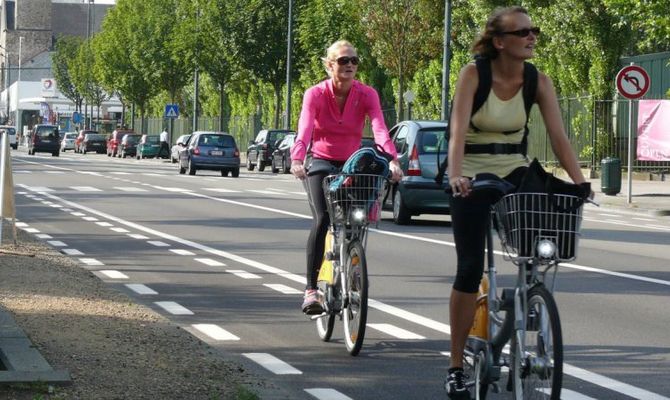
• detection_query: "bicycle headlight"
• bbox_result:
[536,240,556,259]
[352,208,366,222]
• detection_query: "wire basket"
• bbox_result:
[323,174,387,226]
[493,193,585,262]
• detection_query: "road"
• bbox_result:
[8,149,670,400]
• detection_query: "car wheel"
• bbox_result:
[258,161,266,172]
[136,154,140,160]
[231,168,240,178]
[107,151,111,157]
[271,160,279,174]
[188,159,196,175]
[282,158,290,174]
[246,156,255,171]
[393,189,411,225]
[179,166,186,174]
[221,169,230,177]
[52,151,59,157]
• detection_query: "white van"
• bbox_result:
[0,125,17,150]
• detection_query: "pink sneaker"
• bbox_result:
[301,289,324,315]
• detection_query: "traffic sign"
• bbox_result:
[72,111,81,124]
[165,104,179,118]
[616,65,650,99]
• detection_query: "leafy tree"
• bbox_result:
[52,35,84,113]
[603,0,670,54]
[70,39,110,127]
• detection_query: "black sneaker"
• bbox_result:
[445,367,471,400]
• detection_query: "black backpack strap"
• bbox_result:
[472,57,492,119]
[520,62,538,156]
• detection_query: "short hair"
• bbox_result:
[321,40,358,77]
[471,6,528,59]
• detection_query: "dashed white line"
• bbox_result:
[243,353,301,375]
[195,258,225,267]
[367,323,426,340]
[170,249,196,256]
[23,227,40,233]
[633,217,654,222]
[82,216,99,222]
[154,301,194,315]
[147,240,170,247]
[96,222,114,227]
[61,249,84,256]
[304,388,353,400]
[71,186,102,192]
[47,240,67,247]
[192,324,240,341]
[204,188,241,193]
[563,364,670,400]
[15,222,29,227]
[99,270,129,279]
[125,284,158,295]
[71,212,86,217]
[127,233,149,240]
[34,233,52,239]
[263,284,302,294]
[538,388,597,400]
[79,258,104,266]
[114,187,148,192]
[110,227,130,233]
[226,269,261,279]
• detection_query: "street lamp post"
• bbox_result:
[440,0,452,121]
[16,36,23,134]
[284,0,293,130]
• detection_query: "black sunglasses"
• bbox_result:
[335,56,360,66]
[500,27,541,37]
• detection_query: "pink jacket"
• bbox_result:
[290,79,397,162]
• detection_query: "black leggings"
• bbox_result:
[450,167,526,293]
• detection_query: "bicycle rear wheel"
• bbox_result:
[342,240,368,356]
[512,285,563,399]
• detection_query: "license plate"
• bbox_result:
[211,150,223,156]
[42,139,51,143]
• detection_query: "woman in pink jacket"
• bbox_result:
[290,40,402,314]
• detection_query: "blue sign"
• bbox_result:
[165,104,179,118]
[72,111,82,124]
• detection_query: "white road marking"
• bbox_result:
[71,212,86,217]
[125,284,158,295]
[596,213,619,217]
[147,240,170,247]
[154,301,194,315]
[156,186,191,192]
[49,204,63,208]
[170,249,196,256]
[61,208,73,212]
[304,388,353,400]
[226,269,261,279]
[99,270,129,279]
[110,227,130,233]
[367,323,426,339]
[29,187,53,192]
[127,233,149,239]
[82,216,99,221]
[204,188,241,193]
[633,217,654,222]
[15,222,29,227]
[263,284,302,294]
[34,234,52,239]
[538,388,597,400]
[71,186,102,192]
[61,248,84,255]
[96,222,114,227]
[191,324,240,341]
[115,187,148,192]
[243,353,301,375]
[47,240,67,247]
[248,190,286,195]
[45,171,65,174]
[22,227,40,233]
[109,172,132,175]
[79,258,104,266]
[195,258,225,267]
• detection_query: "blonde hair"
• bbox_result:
[321,40,358,77]
[471,6,528,59]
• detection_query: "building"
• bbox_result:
[0,0,119,135]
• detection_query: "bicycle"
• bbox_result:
[454,175,591,399]
[313,173,387,356]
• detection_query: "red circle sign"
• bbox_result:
[616,65,650,99]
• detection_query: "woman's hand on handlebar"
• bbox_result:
[449,175,471,197]
[291,160,307,180]
[389,160,403,183]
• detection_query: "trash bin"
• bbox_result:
[601,157,621,195]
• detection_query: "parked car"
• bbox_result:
[75,129,98,153]
[170,134,191,163]
[81,133,107,154]
[118,134,142,158]
[107,128,134,157]
[384,120,451,225]
[0,126,17,150]
[60,132,77,152]
[136,134,161,159]
[28,124,60,156]
[270,134,296,174]
[246,129,294,172]
[178,131,240,177]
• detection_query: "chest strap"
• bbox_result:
[465,142,527,155]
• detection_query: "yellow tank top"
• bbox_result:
[462,88,529,178]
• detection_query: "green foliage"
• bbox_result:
[52,35,84,111]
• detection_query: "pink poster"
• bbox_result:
[637,100,670,161]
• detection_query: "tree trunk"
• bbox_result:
[398,74,405,123]
[274,83,282,129]
[219,81,226,132]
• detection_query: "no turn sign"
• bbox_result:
[616,65,650,99]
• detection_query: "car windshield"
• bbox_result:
[87,134,106,140]
[64,133,77,139]
[36,126,58,138]
[198,134,235,147]
[144,136,159,144]
[268,131,290,143]
[124,135,141,144]
[418,128,446,154]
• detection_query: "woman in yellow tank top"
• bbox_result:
[444,6,591,399]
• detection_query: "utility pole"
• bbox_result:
[440,0,452,121]
[284,0,293,130]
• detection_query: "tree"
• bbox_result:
[52,35,84,113]
[603,0,670,54]
[70,39,110,128]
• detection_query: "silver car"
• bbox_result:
[171,134,191,163]
[60,132,77,152]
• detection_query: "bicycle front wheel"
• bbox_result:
[342,240,368,356]
[512,285,563,400]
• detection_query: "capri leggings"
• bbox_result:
[450,167,526,293]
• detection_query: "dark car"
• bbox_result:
[246,129,294,172]
[271,133,296,174]
[118,134,142,158]
[28,124,60,156]
[81,133,107,154]
[384,120,451,224]
[179,131,240,177]
[107,129,134,157]
[75,129,98,153]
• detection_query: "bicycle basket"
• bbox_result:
[323,174,387,225]
[493,193,584,261]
